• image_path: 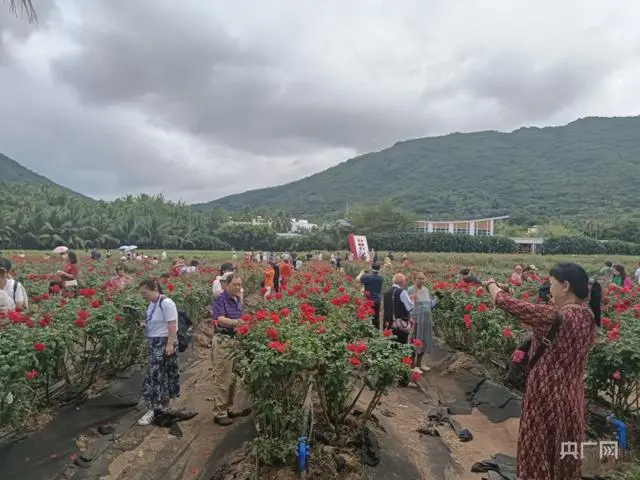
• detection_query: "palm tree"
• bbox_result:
[9,0,37,22]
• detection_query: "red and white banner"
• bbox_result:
[348,233,370,261]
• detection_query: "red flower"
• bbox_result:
[237,324,249,335]
[346,343,367,355]
[464,304,473,312]
[316,326,327,334]
[74,318,87,328]
[268,341,287,353]
[349,356,361,366]
[114,315,122,322]
[502,327,513,338]
[382,329,393,337]
[266,326,279,340]
[612,370,621,381]
[280,308,290,317]
[463,314,472,329]
[34,342,46,352]
[477,303,488,312]
[401,356,413,366]
[410,370,422,383]
[412,339,424,349]
[475,287,484,297]
[26,369,39,381]
[512,349,526,363]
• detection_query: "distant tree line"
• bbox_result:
[2,185,640,255]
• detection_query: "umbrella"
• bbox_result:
[53,246,69,254]
[125,245,138,252]
[118,246,129,250]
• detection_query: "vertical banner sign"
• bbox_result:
[348,233,370,261]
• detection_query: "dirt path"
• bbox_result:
[68,324,251,480]
[77,334,519,480]
[367,371,518,480]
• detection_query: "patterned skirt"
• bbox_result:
[142,337,180,409]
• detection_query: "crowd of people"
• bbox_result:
[1,248,636,478]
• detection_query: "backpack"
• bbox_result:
[159,298,193,353]
[12,279,28,309]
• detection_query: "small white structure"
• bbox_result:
[226,216,271,226]
[511,237,544,255]
[414,216,510,236]
[291,219,317,233]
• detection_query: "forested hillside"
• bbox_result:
[198,116,640,221]
[0,153,86,198]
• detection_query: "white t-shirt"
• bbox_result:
[212,276,224,296]
[635,267,640,283]
[184,266,197,274]
[0,290,15,312]
[2,279,26,307]
[145,296,178,338]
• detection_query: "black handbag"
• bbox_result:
[504,312,562,389]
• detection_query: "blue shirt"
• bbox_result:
[392,284,414,312]
[360,273,383,303]
[212,290,243,334]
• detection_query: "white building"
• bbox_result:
[226,216,271,226]
[291,218,317,233]
[414,215,510,236]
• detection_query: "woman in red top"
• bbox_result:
[485,263,596,480]
[57,251,79,283]
[509,264,523,286]
[49,251,79,294]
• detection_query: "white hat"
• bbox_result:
[221,271,235,282]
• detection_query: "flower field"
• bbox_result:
[1,251,639,470]
[0,254,226,429]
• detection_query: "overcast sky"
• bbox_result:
[1,0,639,202]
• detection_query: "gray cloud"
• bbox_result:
[1,0,640,202]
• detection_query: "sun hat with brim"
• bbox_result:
[221,271,235,282]
[0,257,11,272]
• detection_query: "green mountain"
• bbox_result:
[0,153,88,198]
[197,116,640,221]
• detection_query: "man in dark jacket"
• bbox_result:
[357,263,383,328]
[382,273,414,344]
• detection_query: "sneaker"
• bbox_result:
[214,415,233,426]
[412,367,422,373]
[420,365,431,372]
[138,409,155,426]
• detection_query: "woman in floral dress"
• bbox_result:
[485,263,596,479]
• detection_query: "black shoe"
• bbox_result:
[214,416,233,426]
[228,407,252,418]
